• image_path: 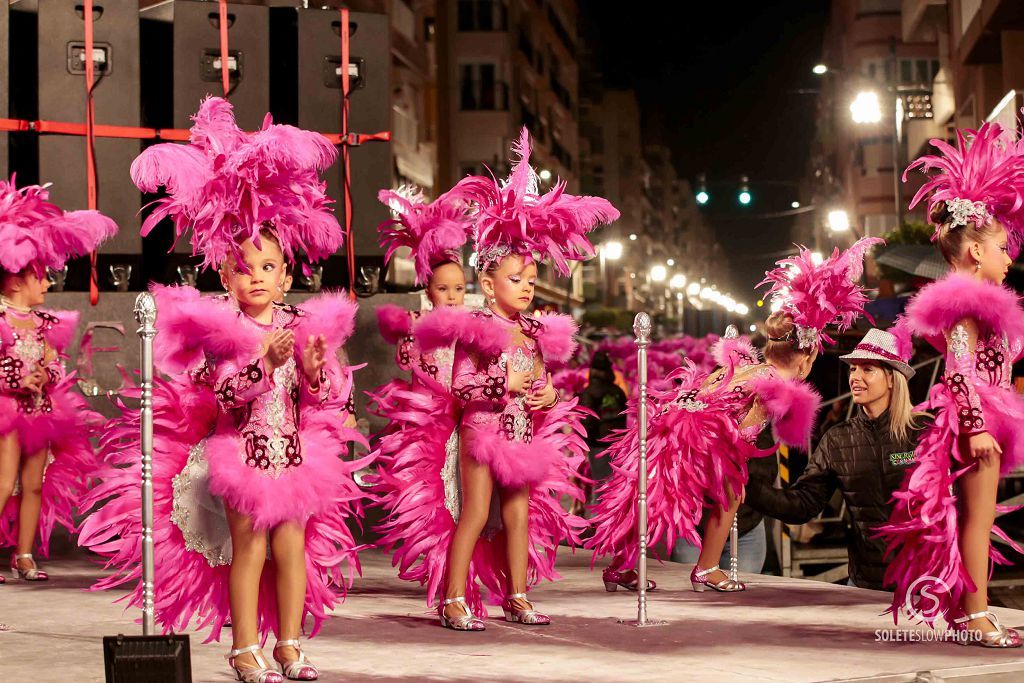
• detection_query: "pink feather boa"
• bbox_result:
[532,313,578,365]
[749,374,822,447]
[152,285,262,374]
[291,291,358,354]
[376,304,413,345]
[413,307,506,356]
[903,272,1024,343]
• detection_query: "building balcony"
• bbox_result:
[957,0,1024,65]
[902,0,947,43]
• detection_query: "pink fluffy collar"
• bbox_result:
[904,272,1024,342]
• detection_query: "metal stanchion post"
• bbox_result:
[622,312,666,628]
[135,292,157,635]
[729,517,739,583]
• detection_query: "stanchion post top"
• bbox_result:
[633,312,652,345]
[134,292,157,330]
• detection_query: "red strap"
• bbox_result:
[0,117,382,144]
[340,8,356,299]
[85,0,99,305]
[218,1,230,97]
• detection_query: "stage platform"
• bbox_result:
[3,549,1024,682]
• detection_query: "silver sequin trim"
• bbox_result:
[12,333,45,367]
[171,441,232,567]
[679,399,709,412]
[440,430,462,522]
[509,346,534,373]
[511,395,531,441]
[264,358,298,479]
[950,324,969,360]
[434,345,455,388]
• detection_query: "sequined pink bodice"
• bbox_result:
[942,325,1024,434]
[397,310,456,388]
[0,309,65,416]
[452,310,543,444]
[209,304,330,478]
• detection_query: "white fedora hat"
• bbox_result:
[839,328,915,379]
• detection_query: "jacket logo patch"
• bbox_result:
[889,451,916,467]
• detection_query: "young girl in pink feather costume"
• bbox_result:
[590,240,880,593]
[77,97,368,682]
[877,121,1024,648]
[378,129,618,631]
[0,176,116,585]
[368,182,477,617]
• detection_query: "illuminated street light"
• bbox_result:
[667,258,675,266]
[811,251,824,265]
[602,241,623,260]
[736,304,750,316]
[700,286,714,300]
[629,233,638,241]
[791,201,801,209]
[828,209,851,233]
[749,324,757,332]
[539,168,553,181]
[669,273,687,289]
[687,282,701,296]
[850,91,882,124]
[812,64,829,75]
[650,265,668,282]
[696,190,710,205]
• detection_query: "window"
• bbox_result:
[459,64,509,111]
[457,0,508,32]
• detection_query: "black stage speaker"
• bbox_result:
[168,0,269,131]
[37,0,141,266]
[103,634,192,683]
[293,7,391,262]
[1,1,9,179]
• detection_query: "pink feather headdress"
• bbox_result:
[451,128,620,276]
[758,237,883,351]
[130,96,343,271]
[0,175,117,278]
[376,184,474,285]
[904,121,1024,249]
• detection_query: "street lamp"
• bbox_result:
[650,265,667,282]
[667,258,675,266]
[791,201,801,209]
[539,168,553,181]
[602,241,623,260]
[599,241,624,307]
[850,91,882,124]
[629,233,638,241]
[669,273,686,290]
[812,63,829,75]
[811,251,824,265]
[828,209,850,233]
[736,304,749,316]
[687,282,701,297]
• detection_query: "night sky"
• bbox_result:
[590,1,832,295]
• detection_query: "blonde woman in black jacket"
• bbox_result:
[745,328,929,590]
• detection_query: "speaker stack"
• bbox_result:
[36,0,142,289]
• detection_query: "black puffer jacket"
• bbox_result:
[745,410,929,590]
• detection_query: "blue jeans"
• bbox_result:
[670,519,767,574]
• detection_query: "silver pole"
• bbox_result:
[134,292,157,635]
[723,324,740,584]
[633,312,652,626]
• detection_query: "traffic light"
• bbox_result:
[695,173,709,205]
[738,175,752,206]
